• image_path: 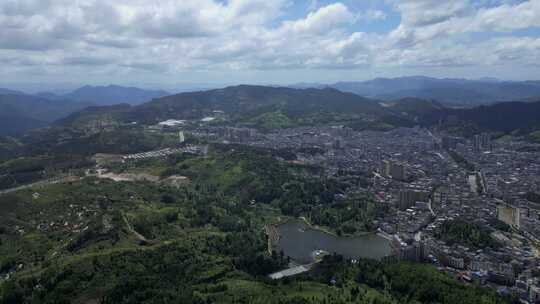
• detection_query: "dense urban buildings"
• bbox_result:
[182,124,540,303]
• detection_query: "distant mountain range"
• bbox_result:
[56,85,540,142]
[294,76,540,106]
[132,85,386,121]
[0,94,92,136]
[3,80,540,140]
[0,85,170,136]
[52,85,540,136]
[34,85,169,106]
[58,85,388,129]
[0,88,26,95]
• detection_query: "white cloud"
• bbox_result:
[280,3,355,35]
[359,9,387,21]
[395,0,471,27]
[473,0,540,31]
[0,0,539,83]
[389,0,540,46]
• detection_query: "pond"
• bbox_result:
[273,220,392,264]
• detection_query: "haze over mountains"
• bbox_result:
[38,85,169,106]
[2,77,540,138]
[296,76,540,106]
[0,85,169,135]
[0,94,91,136]
[55,84,540,143]
[56,85,387,130]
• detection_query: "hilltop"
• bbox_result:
[58,85,389,130]
[59,85,169,106]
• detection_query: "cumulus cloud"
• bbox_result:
[395,0,471,27]
[389,0,540,46]
[473,0,540,31]
[281,3,355,35]
[0,0,539,82]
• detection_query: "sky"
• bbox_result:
[1,0,540,91]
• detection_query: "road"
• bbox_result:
[0,176,78,195]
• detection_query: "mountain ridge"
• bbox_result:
[124,85,388,124]
[0,85,173,135]
[57,85,170,106]
[0,93,93,136]
[324,77,540,106]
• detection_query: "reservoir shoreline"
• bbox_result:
[270,219,392,264]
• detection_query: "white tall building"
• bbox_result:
[178,131,185,143]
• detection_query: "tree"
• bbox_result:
[161,194,176,204]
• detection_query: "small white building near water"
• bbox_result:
[268,264,312,280]
[201,117,216,122]
[158,119,186,127]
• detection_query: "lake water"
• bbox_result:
[274,220,392,264]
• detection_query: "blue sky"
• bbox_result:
[0,0,539,92]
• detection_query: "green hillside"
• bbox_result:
[0,145,508,304]
[56,86,389,130]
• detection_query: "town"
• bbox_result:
[164,122,540,303]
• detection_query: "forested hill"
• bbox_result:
[418,100,540,137]
[384,98,445,117]
[61,85,169,106]
[54,85,540,141]
[0,94,91,136]
[128,85,388,123]
[0,85,170,136]
[56,85,390,128]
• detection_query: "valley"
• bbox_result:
[2,1,540,302]
[1,95,538,302]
